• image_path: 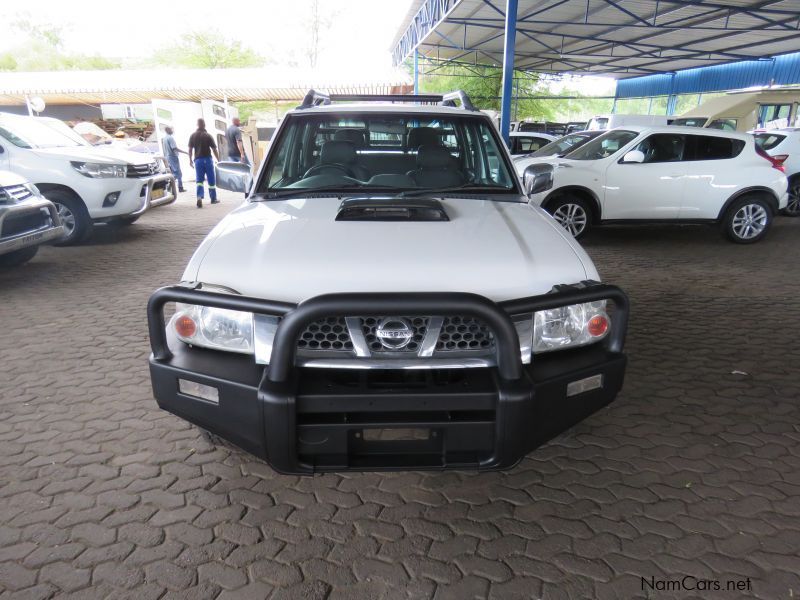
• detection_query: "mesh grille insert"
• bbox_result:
[297,317,353,351]
[436,316,494,352]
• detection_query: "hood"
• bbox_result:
[0,170,29,187]
[186,197,598,304]
[32,145,156,166]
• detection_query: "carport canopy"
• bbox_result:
[392,0,800,139]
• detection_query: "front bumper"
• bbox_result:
[0,197,65,255]
[148,285,629,474]
[92,174,177,222]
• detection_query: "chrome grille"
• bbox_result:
[362,317,429,353]
[297,317,354,352]
[436,316,494,352]
[127,162,158,178]
[1,184,33,203]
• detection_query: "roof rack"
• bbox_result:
[297,89,476,111]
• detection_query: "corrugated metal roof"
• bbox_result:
[0,68,411,106]
[616,51,800,98]
[392,0,800,78]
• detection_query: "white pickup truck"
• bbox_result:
[146,90,630,474]
[0,113,176,244]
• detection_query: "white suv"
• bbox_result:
[146,90,630,475]
[517,126,788,243]
[753,128,800,216]
[0,113,176,244]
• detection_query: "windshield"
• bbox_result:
[529,132,597,157]
[256,112,518,197]
[671,118,707,128]
[73,122,113,145]
[0,117,89,149]
[564,129,638,160]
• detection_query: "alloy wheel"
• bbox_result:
[787,182,800,216]
[731,203,768,240]
[553,203,588,237]
[55,202,76,236]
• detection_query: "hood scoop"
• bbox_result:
[335,198,450,222]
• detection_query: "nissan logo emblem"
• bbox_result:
[375,318,413,350]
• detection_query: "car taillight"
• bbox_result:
[756,147,787,172]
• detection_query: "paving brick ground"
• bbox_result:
[1,191,799,599]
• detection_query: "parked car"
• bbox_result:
[514,130,603,167]
[518,126,788,243]
[586,114,668,130]
[753,128,800,216]
[146,90,630,474]
[0,170,64,267]
[565,121,588,134]
[508,131,557,155]
[517,121,567,136]
[0,112,176,244]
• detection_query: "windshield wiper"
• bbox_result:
[255,184,404,200]
[394,183,513,198]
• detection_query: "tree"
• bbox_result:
[153,30,265,69]
[0,19,120,72]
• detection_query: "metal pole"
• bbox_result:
[25,95,33,116]
[499,0,519,145]
[413,49,419,95]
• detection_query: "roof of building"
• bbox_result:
[0,67,411,106]
[392,0,800,78]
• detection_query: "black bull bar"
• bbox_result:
[147,283,629,473]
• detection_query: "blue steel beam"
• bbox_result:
[499,0,518,145]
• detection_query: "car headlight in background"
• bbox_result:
[25,183,43,197]
[71,161,127,178]
[532,301,609,353]
[171,303,254,354]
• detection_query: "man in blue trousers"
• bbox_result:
[188,119,220,208]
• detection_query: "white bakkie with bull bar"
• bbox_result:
[147,90,630,474]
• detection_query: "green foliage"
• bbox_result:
[235,101,295,123]
[153,30,265,69]
[414,61,613,122]
[0,19,120,72]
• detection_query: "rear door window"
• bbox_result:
[685,135,745,160]
[707,119,737,132]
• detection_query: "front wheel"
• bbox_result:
[784,176,800,216]
[44,190,93,245]
[546,196,591,239]
[723,196,773,244]
[0,245,38,268]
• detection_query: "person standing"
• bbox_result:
[188,119,220,208]
[162,126,187,193]
[225,117,249,164]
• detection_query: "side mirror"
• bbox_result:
[523,163,554,197]
[215,161,253,194]
[621,150,645,163]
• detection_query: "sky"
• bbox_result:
[0,0,414,76]
[0,0,615,94]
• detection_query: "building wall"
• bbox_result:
[0,103,103,121]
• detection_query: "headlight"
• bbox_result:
[0,188,9,203]
[171,303,254,354]
[532,301,609,353]
[71,161,127,178]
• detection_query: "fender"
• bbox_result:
[542,185,602,222]
[717,186,779,220]
[34,183,84,205]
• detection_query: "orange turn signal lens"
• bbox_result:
[587,315,609,337]
[174,314,197,338]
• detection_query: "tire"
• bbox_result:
[784,176,800,217]
[723,196,773,244]
[43,190,93,246]
[0,245,38,268]
[545,195,592,239]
